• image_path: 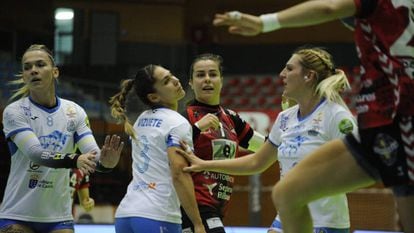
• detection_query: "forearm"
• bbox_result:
[203,153,267,175]
[13,131,79,168]
[277,0,356,28]
[77,187,90,202]
[172,172,203,227]
[247,131,266,152]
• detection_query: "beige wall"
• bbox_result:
[54,0,353,45]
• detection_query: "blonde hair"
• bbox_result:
[294,47,350,110]
[109,79,137,139]
[9,44,56,101]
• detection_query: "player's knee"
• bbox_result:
[272,181,297,211]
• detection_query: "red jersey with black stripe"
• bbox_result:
[183,100,253,216]
[353,0,414,128]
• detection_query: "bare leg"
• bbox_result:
[0,224,34,233]
[273,139,376,233]
[50,229,74,233]
[395,195,414,233]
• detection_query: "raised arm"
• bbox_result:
[213,0,356,36]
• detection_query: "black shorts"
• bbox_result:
[344,115,414,187]
[181,206,225,233]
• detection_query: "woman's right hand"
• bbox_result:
[177,140,206,173]
[213,11,262,36]
[196,113,220,131]
[77,152,97,175]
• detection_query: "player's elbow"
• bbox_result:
[170,161,187,181]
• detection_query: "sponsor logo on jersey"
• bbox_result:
[373,133,399,166]
[66,106,77,118]
[338,119,354,134]
[133,181,157,191]
[39,130,69,151]
[280,114,289,131]
[29,161,40,170]
[4,112,16,127]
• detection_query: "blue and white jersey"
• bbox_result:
[1,97,93,222]
[115,107,193,224]
[268,100,357,229]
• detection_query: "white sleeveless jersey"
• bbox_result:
[115,107,193,224]
[1,97,92,222]
[268,100,357,228]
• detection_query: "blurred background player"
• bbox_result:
[70,168,95,213]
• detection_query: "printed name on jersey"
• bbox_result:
[137,117,163,127]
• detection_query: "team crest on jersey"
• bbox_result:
[29,174,39,189]
[67,119,76,132]
[373,133,399,166]
[66,106,77,118]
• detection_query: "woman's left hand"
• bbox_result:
[99,135,124,168]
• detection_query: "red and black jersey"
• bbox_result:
[353,0,414,128]
[69,168,90,199]
[182,100,253,216]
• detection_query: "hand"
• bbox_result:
[177,140,206,172]
[77,152,97,175]
[213,11,263,36]
[81,197,95,212]
[196,113,220,131]
[99,135,124,168]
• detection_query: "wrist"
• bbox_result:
[194,122,201,130]
[96,161,113,173]
[72,154,80,168]
[259,13,281,33]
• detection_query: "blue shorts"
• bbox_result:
[115,217,181,233]
[269,219,349,233]
[0,219,74,233]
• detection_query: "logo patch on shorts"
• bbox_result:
[373,133,399,166]
[338,119,354,134]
